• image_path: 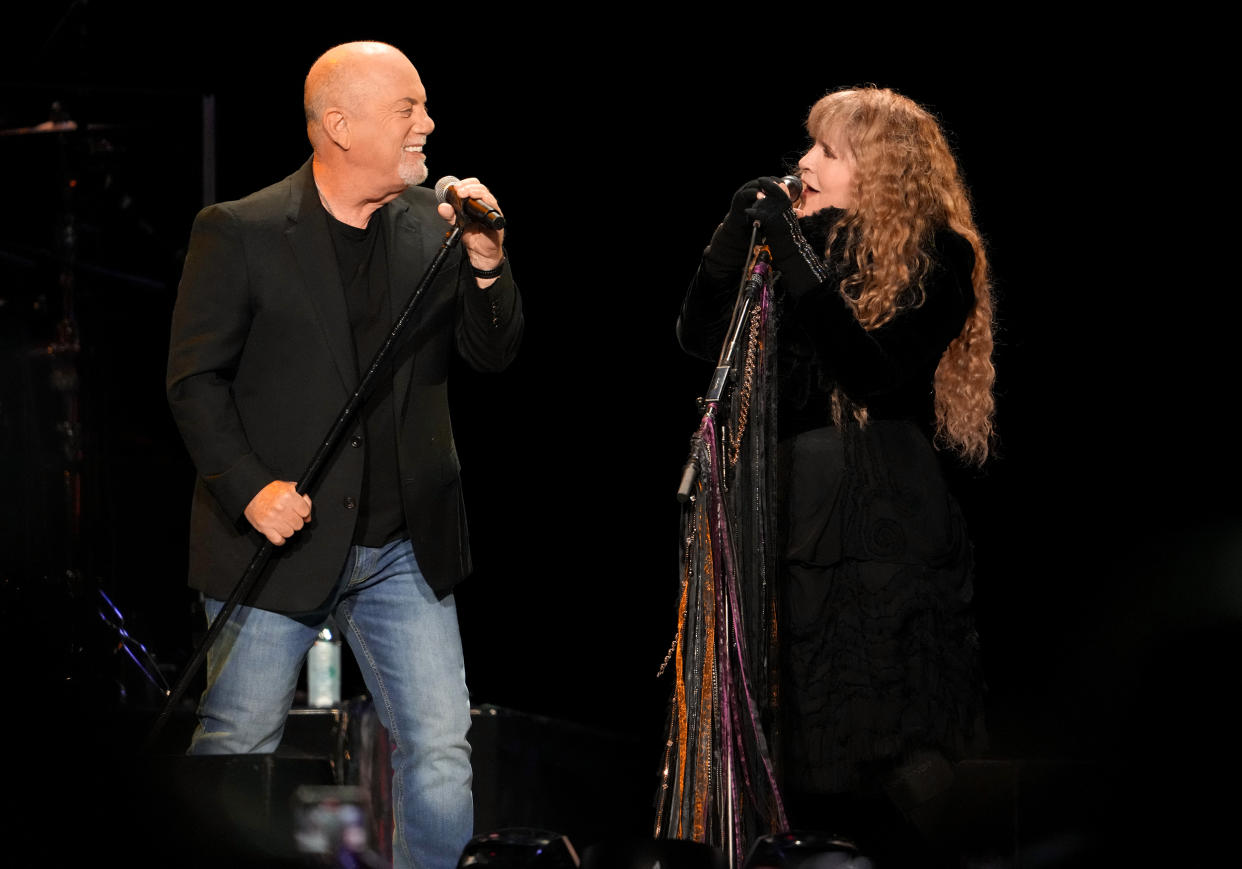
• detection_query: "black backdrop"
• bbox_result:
[2,4,1237,857]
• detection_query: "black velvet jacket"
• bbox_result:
[678,207,976,441]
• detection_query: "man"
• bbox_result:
[166,41,522,869]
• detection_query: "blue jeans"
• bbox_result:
[190,537,473,869]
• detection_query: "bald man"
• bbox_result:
[167,42,522,869]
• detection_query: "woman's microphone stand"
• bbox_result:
[676,222,771,502]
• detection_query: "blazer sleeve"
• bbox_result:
[453,255,524,373]
[166,203,275,521]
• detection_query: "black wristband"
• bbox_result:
[472,259,505,279]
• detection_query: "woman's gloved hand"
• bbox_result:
[745,176,831,299]
[702,178,764,278]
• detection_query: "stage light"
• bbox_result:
[458,827,580,869]
[579,837,727,869]
[742,831,872,869]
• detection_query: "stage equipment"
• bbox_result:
[292,783,389,867]
[133,753,336,866]
[1,100,171,712]
[742,831,871,869]
[457,827,579,869]
[580,836,727,869]
[656,216,786,867]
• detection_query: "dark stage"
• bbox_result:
[1,6,1235,867]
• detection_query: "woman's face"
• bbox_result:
[795,127,855,215]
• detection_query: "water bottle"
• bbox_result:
[307,625,341,708]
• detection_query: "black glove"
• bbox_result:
[702,178,764,278]
[742,176,797,228]
[745,177,831,299]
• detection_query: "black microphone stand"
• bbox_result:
[143,222,466,753]
[676,223,771,502]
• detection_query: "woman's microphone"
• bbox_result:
[779,174,803,204]
[749,175,805,237]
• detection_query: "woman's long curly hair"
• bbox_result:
[808,86,995,466]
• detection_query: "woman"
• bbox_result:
[677,86,994,859]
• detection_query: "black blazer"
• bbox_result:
[167,160,523,612]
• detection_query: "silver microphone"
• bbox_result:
[779,174,803,203]
[434,176,506,230]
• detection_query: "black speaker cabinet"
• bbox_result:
[117,701,653,866]
[467,704,653,847]
[277,700,655,854]
[133,754,336,867]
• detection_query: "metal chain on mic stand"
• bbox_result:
[727,298,763,471]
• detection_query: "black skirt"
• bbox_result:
[777,420,987,796]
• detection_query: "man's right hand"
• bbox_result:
[244,480,313,546]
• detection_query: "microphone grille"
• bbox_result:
[779,174,803,201]
[434,176,460,203]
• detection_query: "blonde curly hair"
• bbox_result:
[807,86,995,466]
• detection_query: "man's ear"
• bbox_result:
[322,108,350,150]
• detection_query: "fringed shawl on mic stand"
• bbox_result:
[656,257,786,867]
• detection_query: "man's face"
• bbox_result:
[347,55,435,193]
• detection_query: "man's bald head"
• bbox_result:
[304,41,408,135]
[303,41,434,209]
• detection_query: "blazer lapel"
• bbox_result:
[285,160,358,393]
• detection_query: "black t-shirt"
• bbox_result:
[325,209,405,547]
